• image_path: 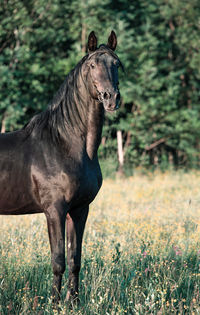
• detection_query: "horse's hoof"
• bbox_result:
[52,300,62,312]
[66,291,80,308]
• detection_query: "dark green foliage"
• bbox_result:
[0,0,200,170]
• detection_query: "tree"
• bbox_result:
[1,0,200,170]
[0,0,73,131]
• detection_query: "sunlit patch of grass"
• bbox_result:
[0,171,200,314]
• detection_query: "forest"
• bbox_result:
[1,0,200,173]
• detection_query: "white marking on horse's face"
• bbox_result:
[68,242,71,249]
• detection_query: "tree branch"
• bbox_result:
[145,138,166,151]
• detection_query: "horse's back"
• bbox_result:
[0,129,31,171]
[0,129,23,152]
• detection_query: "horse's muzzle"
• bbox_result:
[98,90,120,112]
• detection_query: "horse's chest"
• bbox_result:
[68,161,102,207]
[81,169,101,203]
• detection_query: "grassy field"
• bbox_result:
[0,171,200,314]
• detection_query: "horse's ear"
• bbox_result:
[88,31,98,53]
[107,30,117,51]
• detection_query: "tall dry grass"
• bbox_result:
[0,171,200,314]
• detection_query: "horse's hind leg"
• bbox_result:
[45,203,67,303]
[66,206,89,303]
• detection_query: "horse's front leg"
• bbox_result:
[45,203,67,303]
[66,206,89,303]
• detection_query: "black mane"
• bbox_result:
[24,54,89,143]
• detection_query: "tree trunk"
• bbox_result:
[1,116,6,133]
[117,130,124,174]
[124,131,131,151]
[81,23,87,53]
[101,136,106,146]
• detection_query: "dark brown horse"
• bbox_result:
[0,31,121,303]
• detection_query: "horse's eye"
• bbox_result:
[90,63,95,69]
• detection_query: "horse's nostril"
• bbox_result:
[116,92,120,101]
[103,92,110,100]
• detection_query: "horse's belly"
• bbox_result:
[0,203,43,215]
[0,187,42,215]
[0,172,41,215]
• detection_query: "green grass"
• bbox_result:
[0,171,200,314]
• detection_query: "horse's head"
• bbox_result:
[84,31,122,112]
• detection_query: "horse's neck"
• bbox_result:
[70,70,104,160]
[52,66,104,160]
[85,100,104,160]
